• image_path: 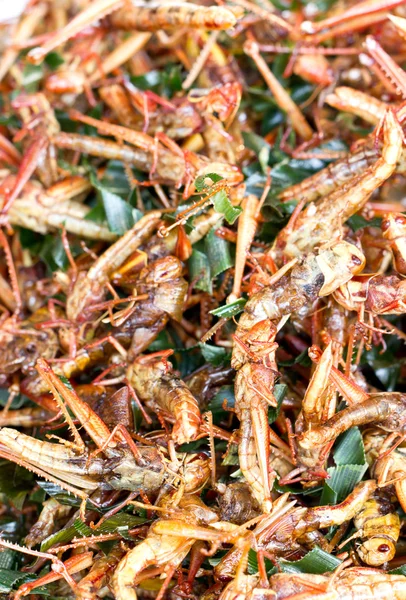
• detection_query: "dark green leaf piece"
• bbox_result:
[204,228,233,279]
[188,249,212,294]
[280,547,342,574]
[0,569,35,594]
[320,464,368,505]
[210,298,246,318]
[333,427,366,466]
[198,343,229,366]
[90,173,134,234]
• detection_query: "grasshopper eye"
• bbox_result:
[351,255,362,266]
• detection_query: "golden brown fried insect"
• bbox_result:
[230,242,365,507]
[109,2,238,32]
[215,482,376,582]
[19,255,188,398]
[325,86,389,125]
[25,498,72,548]
[272,110,403,261]
[374,447,406,513]
[381,212,406,275]
[298,393,406,467]
[232,242,365,370]
[0,171,116,241]
[0,307,59,376]
[218,482,261,525]
[0,359,210,503]
[112,494,222,600]
[100,83,203,139]
[12,551,94,599]
[66,211,161,323]
[269,567,406,599]
[128,350,201,444]
[353,491,401,566]
[76,544,126,600]
[334,273,406,318]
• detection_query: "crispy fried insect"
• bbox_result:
[218,482,261,525]
[270,567,406,599]
[298,393,406,466]
[215,482,376,581]
[272,110,403,261]
[381,212,406,275]
[230,243,364,507]
[76,544,126,600]
[0,359,210,502]
[66,211,161,322]
[19,255,188,398]
[232,242,365,370]
[128,350,201,444]
[25,498,71,548]
[0,171,116,241]
[353,491,401,566]
[109,3,238,32]
[325,86,389,125]
[12,551,94,599]
[113,494,222,600]
[374,447,406,513]
[334,273,406,317]
[0,307,59,376]
[100,83,203,139]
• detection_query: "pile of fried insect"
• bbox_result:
[1,0,406,598]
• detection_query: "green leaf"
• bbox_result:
[0,388,30,409]
[389,565,406,575]
[73,519,94,538]
[36,481,81,508]
[320,464,368,505]
[268,384,287,424]
[198,343,229,366]
[84,203,107,223]
[57,374,74,391]
[347,215,382,231]
[0,463,33,510]
[38,235,68,272]
[210,298,246,318]
[333,427,366,466]
[207,385,235,413]
[102,161,132,197]
[95,512,146,534]
[40,524,77,552]
[207,550,228,567]
[212,189,242,225]
[194,173,224,192]
[204,228,233,278]
[161,64,183,96]
[41,513,146,551]
[279,348,311,368]
[242,131,271,173]
[188,249,212,294]
[90,173,134,234]
[193,174,241,224]
[247,549,275,576]
[22,64,43,92]
[130,64,182,97]
[221,442,239,466]
[280,547,342,574]
[44,52,65,70]
[0,549,17,570]
[0,569,35,594]
[320,481,337,506]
